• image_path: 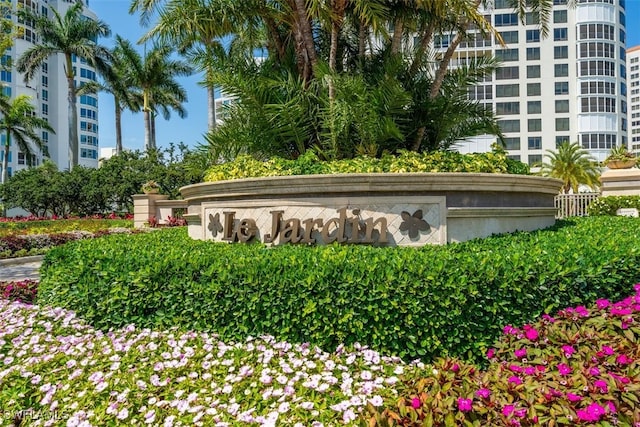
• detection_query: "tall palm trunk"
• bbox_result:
[1,132,9,184]
[207,82,216,132]
[292,0,317,84]
[115,100,123,155]
[143,90,152,151]
[390,18,404,54]
[65,54,79,169]
[151,112,156,149]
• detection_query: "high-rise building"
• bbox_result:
[0,0,99,181]
[627,45,640,155]
[450,0,627,165]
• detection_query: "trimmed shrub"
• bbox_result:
[204,151,530,182]
[38,217,640,364]
[588,195,640,216]
[0,218,133,237]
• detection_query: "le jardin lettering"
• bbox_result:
[208,207,431,245]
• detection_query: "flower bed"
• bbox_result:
[0,217,133,237]
[0,284,639,425]
[0,228,140,259]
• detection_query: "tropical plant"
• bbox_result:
[604,144,636,164]
[129,0,553,160]
[15,2,112,169]
[0,94,54,184]
[114,41,192,151]
[538,142,601,194]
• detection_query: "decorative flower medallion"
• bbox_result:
[399,210,430,239]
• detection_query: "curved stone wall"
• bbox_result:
[180,173,563,246]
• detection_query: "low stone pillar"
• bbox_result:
[600,168,640,196]
[133,194,169,228]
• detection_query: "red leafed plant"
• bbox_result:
[1,280,38,304]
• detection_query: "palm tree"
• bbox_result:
[16,2,111,169]
[538,141,601,194]
[116,42,192,150]
[0,94,55,184]
[86,36,142,155]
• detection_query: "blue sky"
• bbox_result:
[90,0,640,152]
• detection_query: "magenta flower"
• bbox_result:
[589,367,601,376]
[524,366,536,375]
[410,397,421,409]
[542,314,556,323]
[503,325,518,335]
[514,348,526,358]
[616,354,632,365]
[608,372,630,384]
[475,388,491,399]
[610,306,632,316]
[523,325,539,341]
[457,398,473,412]
[508,364,523,373]
[596,299,610,309]
[576,402,606,422]
[566,393,582,402]
[561,345,575,357]
[601,345,615,356]
[606,401,616,414]
[557,363,572,376]
[508,376,522,385]
[594,379,608,393]
[487,348,496,359]
[451,363,460,373]
[574,306,589,316]
[502,405,515,417]
[535,365,546,373]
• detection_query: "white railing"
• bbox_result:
[554,193,600,219]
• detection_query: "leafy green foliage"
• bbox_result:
[0,219,132,237]
[0,144,206,216]
[587,196,640,216]
[204,150,529,182]
[38,217,640,365]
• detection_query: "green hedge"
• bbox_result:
[204,150,530,182]
[38,217,640,364]
[587,195,640,216]
[0,219,133,237]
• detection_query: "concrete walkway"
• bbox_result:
[0,256,43,282]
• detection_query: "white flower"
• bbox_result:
[116,408,129,420]
[369,396,384,407]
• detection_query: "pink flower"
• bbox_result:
[410,397,421,409]
[451,363,460,373]
[566,393,582,402]
[535,365,546,373]
[542,314,555,323]
[514,348,527,358]
[524,367,536,375]
[457,398,473,412]
[508,364,523,373]
[523,325,539,341]
[574,306,589,316]
[557,363,572,376]
[475,388,491,399]
[601,345,615,356]
[610,306,632,316]
[606,401,616,414]
[508,376,522,385]
[594,379,608,393]
[616,354,632,365]
[503,325,518,335]
[561,345,575,357]
[608,372,630,384]
[576,402,606,422]
[596,299,610,309]
[487,348,496,359]
[589,367,601,376]
[502,405,515,417]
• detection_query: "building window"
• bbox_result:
[18,152,25,165]
[495,84,519,97]
[527,83,541,96]
[526,29,540,42]
[498,119,520,132]
[42,62,48,74]
[553,10,567,23]
[580,133,616,149]
[555,82,569,95]
[42,75,48,87]
[580,96,616,113]
[42,103,48,115]
[0,70,11,82]
[495,66,519,80]
[499,31,518,44]
[468,85,492,100]
[495,48,519,62]
[556,118,570,131]
[555,99,569,113]
[526,65,540,78]
[578,23,615,41]
[495,13,518,26]
[42,89,48,101]
[554,46,568,59]
[528,119,542,132]
[556,136,569,146]
[528,154,542,167]
[496,102,520,115]
[526,47,540,60]
[528,137,542,149]
[579,41,615,59]
[525,12,540,25]
[527,101,542,114]
[581,80,616,95]
[554,63,569,77]
[579,60,615,77]
[553,28,568,41]
[504,137,520,150]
